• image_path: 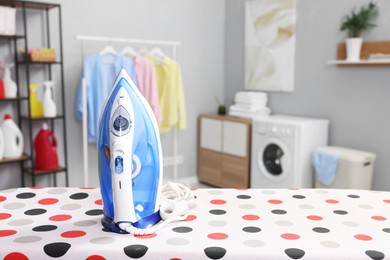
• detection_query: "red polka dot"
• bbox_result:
[86,255,106,260]
[29,186,44,189]
[38,198,59,205]
[326,199,339,204]
[372,216,387,221]
[95,199,102,205]
[384,199,390,203]
[354,234,372,241]
[0,213,12,220]
[4,252,29,260]
[49,214,72,221]
[307,215,323,221]
[0,196,6,202]
[268,199,283,204]
[281,233,300,240]
[0,230,17,237]
[210,199,226,205]
[184,215,197,221]
[288,188,299,190]
[190,188,198,191]
[80,187,96,190]
[235,188,248,190]
[170,258,182,260]
[207,233,228,240]
[61,230,86,238]
[135,233,157,239]
[242,214,260,220]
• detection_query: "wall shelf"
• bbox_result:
[327,59,390,66]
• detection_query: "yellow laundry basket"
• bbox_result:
[314,146,376,190]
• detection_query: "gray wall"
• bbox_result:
[225,0,390,191]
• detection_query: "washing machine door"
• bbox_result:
[258,137,291,182]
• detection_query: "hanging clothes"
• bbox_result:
[150,56,186,134]
[133,55,161,122]
[74,53,136,143]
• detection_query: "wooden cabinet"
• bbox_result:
[198,114,251,188]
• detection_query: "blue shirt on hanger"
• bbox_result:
[74,53,136,143]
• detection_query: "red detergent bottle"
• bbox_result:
[34,122,58,171]
[0,79,5,99]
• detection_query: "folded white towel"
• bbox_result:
[235,96,267,105]
[230,104,270,113]
[234,100,267,109]
[228,107,271,119]
[235,91,267,100]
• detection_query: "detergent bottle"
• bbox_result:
[0,128,4,160]
[3,67,17,98]
[1,114,23,159]
[0,79,5,99]
[42,81,57,117]
[29,83,43,118]
[34,122,58,171]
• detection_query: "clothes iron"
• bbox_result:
[98,69,163,234]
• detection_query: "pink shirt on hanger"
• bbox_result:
[133,55,161,122]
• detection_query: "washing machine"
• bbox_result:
[250,115,329,188]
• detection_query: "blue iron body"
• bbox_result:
[98,69,162,234]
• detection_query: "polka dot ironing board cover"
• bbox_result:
[0,187,389,259]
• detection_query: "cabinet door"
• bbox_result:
[222,121,247,157]
[200,118,222,152]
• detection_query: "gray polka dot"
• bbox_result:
[315,190,329,194]
[90,237,116,245]
[172,226,193,233]
[275,220,293,226]
[239,204,256,210]
[3,202,26,210]
[342,221,359,227]
[313,227,330,233]
[299,204,314,209]
[60,204,82,210]
[243,226,261,233]
[208,190,223,195]
[13,236,42,243]
[237,195,251,199]
[244,240,265,247]
[359,204,373,209]
[166,238,190,246]
[320,241,340,248]
[74,220,98,227]
[47,188,67,195]
[262,190,276,195]
[208,220,228,227]
[8,219,34,226]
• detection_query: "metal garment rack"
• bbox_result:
[75,35,181,187]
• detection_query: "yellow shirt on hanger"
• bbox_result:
[151,55,187,134]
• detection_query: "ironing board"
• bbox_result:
[0,187,389,259]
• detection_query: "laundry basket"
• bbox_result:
[312,146,376,190]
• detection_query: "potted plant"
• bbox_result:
[340,2,379,61]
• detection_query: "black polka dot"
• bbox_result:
[172,226,193,233]
[16,192,36,199]
[209,209,226,215]
[365,250,385,260]
[348,194,360,199]
[123,244,148,258]
[292,195,306,199]
[24,208,47,216]
[383,228,390,233]
[312,227,330,233]
[242,226,261,233]
[285,248,305,259]
[333,210,348,215]
[237,195,251,199]
[85,209,103,216]
[33,225,58,232]
[271,209,287,215]
[70,192,89,200]
[204,246,227,259]
[43,242,71,258]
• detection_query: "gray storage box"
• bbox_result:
[314,146,375,190]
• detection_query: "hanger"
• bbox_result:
[121,46,137,57]
[138,47,149,56]
[99,45,117,55]
[149,47,167,63]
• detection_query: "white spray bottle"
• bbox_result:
[42,80,56,117]
[1,114,23,158]
[3,66,17,98]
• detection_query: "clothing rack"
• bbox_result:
[75,35,181,187]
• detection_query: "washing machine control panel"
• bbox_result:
[256,122,295,137]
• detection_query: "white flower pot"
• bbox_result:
[346,38,363,62]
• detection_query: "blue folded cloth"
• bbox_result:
[311,150,339,186]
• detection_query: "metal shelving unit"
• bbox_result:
[0,0,68,187]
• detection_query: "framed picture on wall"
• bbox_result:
[245,0,296,92]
